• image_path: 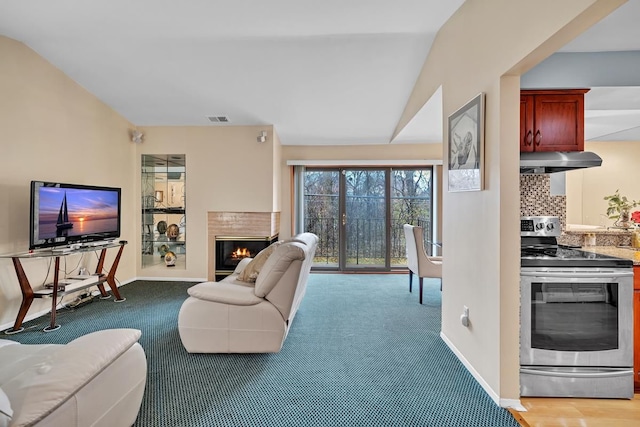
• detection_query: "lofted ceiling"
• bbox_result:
[1,1,639,146]
[0,0,464,146]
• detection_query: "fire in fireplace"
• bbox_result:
[215,235,278,281]
[230,247,252,261]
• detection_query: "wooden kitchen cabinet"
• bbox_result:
[634,265,640,392]
[520,89,589,152]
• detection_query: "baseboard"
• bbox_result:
[440,331,525,411]
[501,398,526,412]
[135,276,206,282]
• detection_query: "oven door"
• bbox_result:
[520,267,633,367]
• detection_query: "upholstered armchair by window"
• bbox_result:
[403,224,442,304]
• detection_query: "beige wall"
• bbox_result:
[134,131,442,277]
[135,125,279,279]
[397,0,624,404]
[566,140,640,226]
[0,37,136,328]
[272,130,283,212]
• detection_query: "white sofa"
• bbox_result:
[178,233,318,353]
[0,329,147,427]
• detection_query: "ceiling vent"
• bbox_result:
[207,115,230,123]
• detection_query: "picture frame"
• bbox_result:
[447,93,485,192]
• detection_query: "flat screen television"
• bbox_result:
[29,180,121,250]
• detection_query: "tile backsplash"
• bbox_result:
[520,174,566,230]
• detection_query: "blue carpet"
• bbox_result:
[5,274,519,427]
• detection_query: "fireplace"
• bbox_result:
[207,211,281,281]
[215,235,278,281]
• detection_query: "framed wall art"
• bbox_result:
[447,93,485,192]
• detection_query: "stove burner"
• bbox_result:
[521,246,598,260]
[520,216,632,268]
[521,247,558,257]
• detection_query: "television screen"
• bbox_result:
[30,181,121,250]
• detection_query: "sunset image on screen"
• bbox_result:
[38,187,119,239]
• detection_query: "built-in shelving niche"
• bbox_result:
[141,154,186,269]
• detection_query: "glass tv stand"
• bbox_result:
[1,241,127,333]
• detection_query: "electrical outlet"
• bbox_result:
[460,305,470,327]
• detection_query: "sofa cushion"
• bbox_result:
[231,257,253,275]
[188,281,263,305]
[255,242,306,297]
[0,387,12,426]
[285,232,318,248]
[237,241,283,282]
[1,329,142,427]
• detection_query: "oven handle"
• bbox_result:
[521,367,633,378]
[521,270,632,279]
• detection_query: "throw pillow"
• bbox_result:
[0,387,12,427]
[237,241,283,282]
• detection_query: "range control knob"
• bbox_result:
[546,222,555,232]
[535,222,544,230]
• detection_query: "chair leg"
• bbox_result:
[419,277,424,304]
[408,270,413,293]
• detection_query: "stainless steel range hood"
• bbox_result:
[520,151,602,174]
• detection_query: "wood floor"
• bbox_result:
[509,394,640,426]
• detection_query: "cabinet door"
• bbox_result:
[532,93,585,152]
[520,95,534,152]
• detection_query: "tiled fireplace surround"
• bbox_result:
[207,212,280,281]
[520,174,566,229]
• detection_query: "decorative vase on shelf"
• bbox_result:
[157,220,168,235]
[164,251,177,267]
[159,244,170,258]
[167,223,180,241]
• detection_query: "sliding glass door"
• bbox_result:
[301,167,433,271]
[303,169,340,267]
[390,169,433,265]
[343,169,387,269]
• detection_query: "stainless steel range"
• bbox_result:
[520,216,634,399]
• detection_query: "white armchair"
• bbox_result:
[403,224,442,304]
[0,329,147,427]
